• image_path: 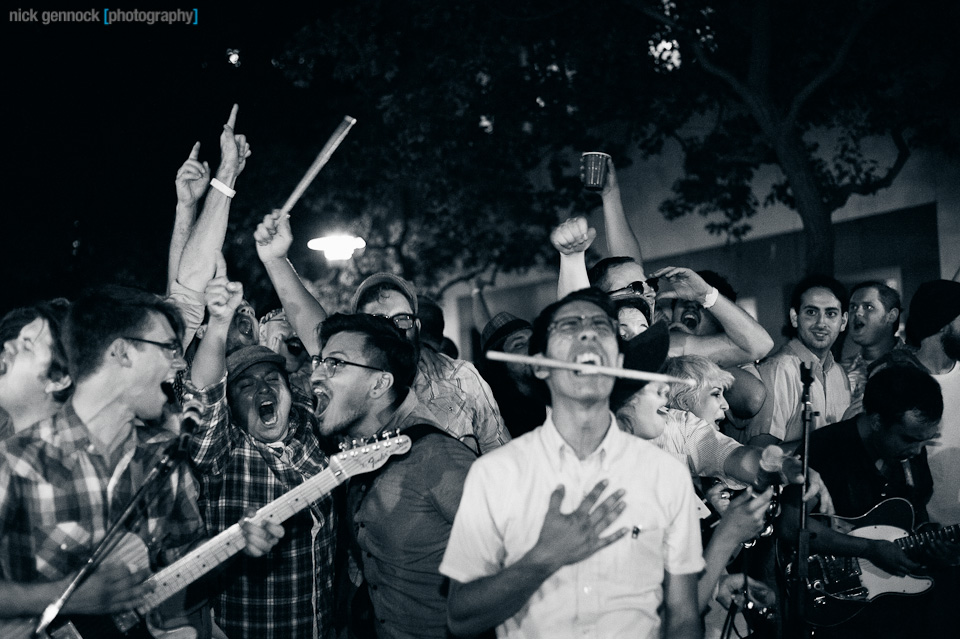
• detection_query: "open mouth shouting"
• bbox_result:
[258,399,278,426]
[572,352,603,375]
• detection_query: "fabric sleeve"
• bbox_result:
[683,412,744,482]
[458,360,511,454]
[166,280,206,348]
[438,457,507,583]
[426,437,477,523]
[184,373,236,475]
[748,359,800,442]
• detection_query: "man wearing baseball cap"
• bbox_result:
[186,270,337,639]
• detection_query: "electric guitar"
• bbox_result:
[2,433,412,639]
[782,497,958,627]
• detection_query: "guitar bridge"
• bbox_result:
[809,555,867,600]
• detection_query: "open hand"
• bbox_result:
[64,562,153,614]
[529,480,628,573]
[651,266,712,304]
[865,539,924,577]
[175,141,210,207]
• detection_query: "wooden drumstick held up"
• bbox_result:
[486,350,694,386]
[280,115,357,215]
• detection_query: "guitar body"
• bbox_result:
[782,497,952,627]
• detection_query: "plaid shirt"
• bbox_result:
[186,374,336,639]
[0,401,205,584]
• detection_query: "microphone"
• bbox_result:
[753,445,785,492]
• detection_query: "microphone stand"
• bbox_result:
[793,362,817,638]
[34,430,194,637]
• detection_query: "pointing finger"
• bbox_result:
[225,103,239,130]
[188,141,201,160]
[574,480,609,517]
[547,485,566,513]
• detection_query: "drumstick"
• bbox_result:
[280,115,357,215]
[486,350,694,386]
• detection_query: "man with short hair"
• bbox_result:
[779,365,955,639]
[252,210,508,453]
[746,275,852,446]
[441,288,704,638]
[0,299,72,437]
[186,273,336,639]
[841,281,902,417]
[312,312,476,639]
[0,285,282,630]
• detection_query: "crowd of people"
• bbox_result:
[0,106,957,639]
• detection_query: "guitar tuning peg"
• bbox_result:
[338,441,348,452]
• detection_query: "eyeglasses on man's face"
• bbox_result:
[123,336,184,360]
[310,356,386,378]
[546,314,618,338]
[373,313,417,331]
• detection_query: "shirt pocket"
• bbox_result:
[35,521,92,580]
[603,512,665,586]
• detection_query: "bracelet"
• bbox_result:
[210,178,236,198]
[702,286,719,309]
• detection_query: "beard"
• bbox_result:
[942,327,960,362]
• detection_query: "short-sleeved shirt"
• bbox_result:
[439,411,704,638]
[648,408,746,487]
[415,346,510,454]
[347,391,476,638]
[0,401,205,584]
[747,339,851,442]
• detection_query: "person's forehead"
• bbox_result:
[893,411,940,439]
[553,300,608,320]
[235,362,284,383]
[322,331,369,358]
[504,328,532,343]
[604,262,646,290]
[851,287,882,306]
[360,289,413,316]
[800,287,842,310]
[19,317,50,342]
[142,312,177,339]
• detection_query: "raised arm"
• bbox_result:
[168,141,209,295]
[655,266,774,366]
[190,254,242,388]
[595,156,645,266]
[253,210,328,356]
[176,104,251,294]
[551,216,595,299]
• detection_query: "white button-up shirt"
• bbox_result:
[440,411,705,638]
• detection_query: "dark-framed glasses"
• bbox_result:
[311,356,386,378]
[547,314,618,338]
[374,313,417,331]
[122,336,184,360]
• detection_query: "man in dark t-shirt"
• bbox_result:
[779,365,955,639]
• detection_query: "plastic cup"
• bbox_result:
[580,152,610,191]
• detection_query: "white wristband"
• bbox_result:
[210,178,236,198]
[702,286,719,309]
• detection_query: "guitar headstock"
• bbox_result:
[333,431,412,476]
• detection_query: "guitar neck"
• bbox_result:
[141,462,345,609]
[895,523,959,553]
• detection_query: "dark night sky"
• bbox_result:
[4,7,334,314]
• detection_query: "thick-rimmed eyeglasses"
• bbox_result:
[371,313,417,331]
[123,336,184,360]
[311,356,386,378]
[547,315,618,338]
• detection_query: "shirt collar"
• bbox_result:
[785,338,837,372]
[379,389,442,435]
[539,409,621,472]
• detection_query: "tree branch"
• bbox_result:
[785,1,888,127]
[825,128,910,211]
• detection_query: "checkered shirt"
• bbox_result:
[186,374,336,639]
[0,401,205,583]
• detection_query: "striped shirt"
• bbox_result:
[0,401,205,584]
[186,374,336,639]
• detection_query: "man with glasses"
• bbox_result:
[185,273,336,639]
[0,285,283,633]
[311,312,476,638]
[252,210,508,454]
[441,288,704,639]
